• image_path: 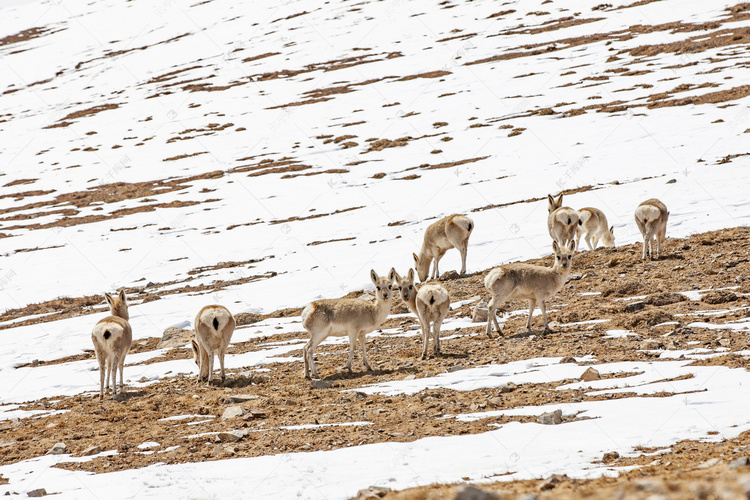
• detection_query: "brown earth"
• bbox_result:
[1,227,749,491]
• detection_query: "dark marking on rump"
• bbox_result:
[430,296,435,305]
[578,219,582,226]
[213,317,219,330]
[103,330,111,340]
[567,217,571,225]
[467,222,473,232]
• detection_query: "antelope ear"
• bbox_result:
[370,269,379,284]
[118,289,127,303]
[104,293,114,306]
[568,240,576,252]
[407,268,414,281]
[556,194,563,206]
[412,253,419,266]
[552,241,560,253]
[547,194,554,211]
[387,268,397,282]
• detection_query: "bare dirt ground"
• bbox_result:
[1,226,749,498]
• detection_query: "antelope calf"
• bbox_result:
[484,240,575,337]
[576,207,614,251]
[635,198,669,260]
[413,214,474,281]
[191,305,236,384]
[91,290,132,400]
[302,269,396,380]
[393,268,450,359]
[547,194,579,247]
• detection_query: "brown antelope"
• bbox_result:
[413,214,474,281]
[485,241,575,337]
[635,198,669,260]
[575,207,614,251]
[91,290,132,400]
[393,268,450,359]
[547,194,579,247]
[190,305,236,384]
[302,269,396,379]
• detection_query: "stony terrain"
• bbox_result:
[1,227,749,498]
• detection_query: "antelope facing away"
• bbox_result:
[485,240,575,338]
[91,290,132,400]
[635,198,669,260]
[302,269,396,380]
[393,268,450,359]
[413,214,474,281]
[191,305,236,384]
[547,194,579,247]
[576,207,615,251]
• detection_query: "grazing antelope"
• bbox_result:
[191,305,236,384]
[91,290,132,400]
[547,194,579,247]
[575,207,615,251]
[485,240,575,338]
[635,198,669,260]
[413,214,474,281]
[302,269,396,380]
[393,268,450,359]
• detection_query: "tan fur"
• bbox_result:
[302,269,396,379]
[393,268,450,359]
[484,241,575,337]
[575,207,614,251]
[191,305,236,384]
[547,194,579,247]
[635,198,669,260]
[91,290,132,400]
[413,214,474,281]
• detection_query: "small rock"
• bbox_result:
[634,479,665,493]
[697,457,722,469]
[357,292,375,301]
[728,456,749,470]
[453,485,499,500]
[499,382,517,394]
[640,339,663,350]
[216,430,245,443]
[27,489,47,498]
[440,270,460,281]
[666,340,679,350]
[580,367,601,382]
[221,406,243,420]
[666,178,676,184]
[568,273,583,281]
[30,360,39,367]
[138,376,150,383]
[471,300,488,323]
[625,301,645,313]
[719,338,731,347]
[228,394,259,403]
[48,442,67,455]
[352,485,392,500]
[602,451,620,462]
[81,445,102,456]
[488,397,503,407]
[447,365,464,373]
[157,327,194,349]
[403,374,416,380]
[311,379,332,389]
[539,474,566,491]
[559,356,576,364]
[234,312,263,326]
[537,409,562,425]
[701,290,738,304]
[734,445,750,453]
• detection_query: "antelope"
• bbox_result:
[190,305,236,384]
[485,240,575,338]
[393,268,450,359]
[547,194,579,247]
[302,269,396,380]
[635,198,669,260]
[575,207,615,251]
[413,214,474,281]
[91,290,132,400]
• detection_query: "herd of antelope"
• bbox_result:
[92,195,669,398]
